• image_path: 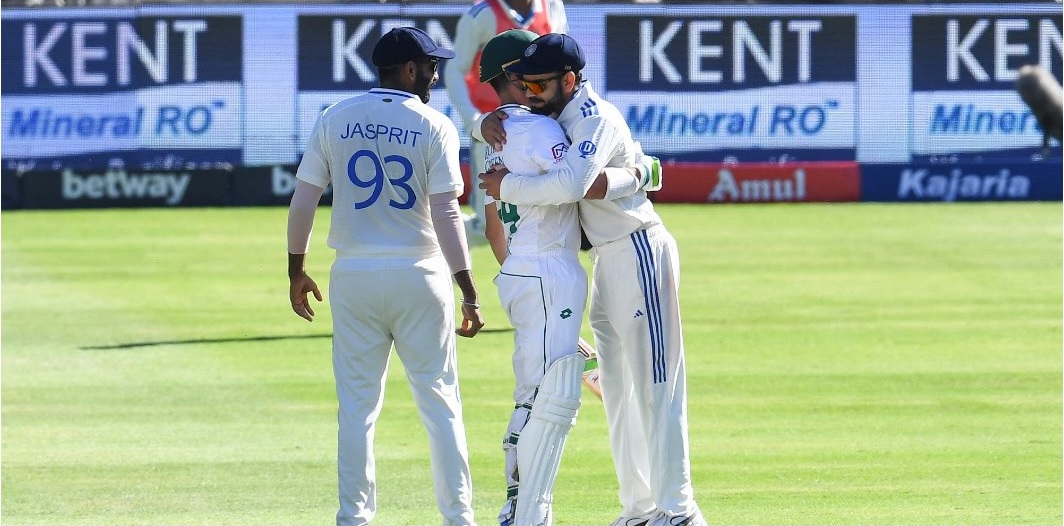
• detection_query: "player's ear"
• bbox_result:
[562,71,575,92]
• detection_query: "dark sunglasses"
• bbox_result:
[519,72,567,95]
[419,58,439,72]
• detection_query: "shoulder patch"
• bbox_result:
[580,99,598,118]
[551,142,568,161]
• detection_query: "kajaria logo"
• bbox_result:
[897,168,1030,201]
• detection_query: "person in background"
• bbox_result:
[444,0,567,245]
[287,26,484,526]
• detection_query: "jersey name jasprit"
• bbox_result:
[339,122,424,145]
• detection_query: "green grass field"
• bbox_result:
[2,202,1061,526]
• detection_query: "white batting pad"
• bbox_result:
[514,352,585,526]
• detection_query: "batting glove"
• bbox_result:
[639,154,663,192]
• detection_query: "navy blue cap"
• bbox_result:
[505,33,585,76]
[372,27,456,68]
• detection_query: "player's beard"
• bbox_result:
[414,68,434,104]
[529,88,567,118]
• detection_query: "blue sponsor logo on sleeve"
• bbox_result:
[577,140,597,158]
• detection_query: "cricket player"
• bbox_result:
[477,34,705,526]
[287,27,484,526]
[478,30,659,526]
[444,0,567,245]
[477,29,585,526]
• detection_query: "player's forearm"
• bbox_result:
[484,203,508,266]
[287,252,307,279]
[499,162,589,205]
[452,269,479,306]
[471,111,491,143]
[287,180,324,254]
[429,191,473,274]
[501,117,622,204]
[595,166,642,200]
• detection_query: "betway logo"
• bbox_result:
[272,165,298,195]
[709,168,805,202]
[898,167,1030,201]
[270,165,332,197]
[62,168,190,204]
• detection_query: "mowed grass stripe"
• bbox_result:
[2,203,1060,525]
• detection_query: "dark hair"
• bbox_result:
[489,74,512,94]
[377,64,406,83]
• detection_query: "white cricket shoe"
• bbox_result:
[648,509,708,526]
[608,511,660,526]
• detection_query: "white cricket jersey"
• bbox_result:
[498,82,662,247]
[484,104,579,255]
[297,88,464,262]
[443,0,568,130]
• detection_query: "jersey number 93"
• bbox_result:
[347,149,416,210]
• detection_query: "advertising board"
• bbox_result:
[1,3,1059,208]
[20,166,231,208]
[605,14,857,161]
[655,162,860,203]
[861,161,1062,202]
[2,13,244,171]
[910,14,1062,161]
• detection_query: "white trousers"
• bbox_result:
[494,250,588,515]
[589,225,699,518]
[330,257,476,526]
[496,250,588,403]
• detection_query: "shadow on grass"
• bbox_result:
[81,327,514,350]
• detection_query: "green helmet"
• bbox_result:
[478,29,539,83]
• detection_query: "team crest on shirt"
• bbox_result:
[551,142,568,161]
[578,140,596,158]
